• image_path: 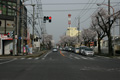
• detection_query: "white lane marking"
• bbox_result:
[42,51,52,60]
[35,57,39,60]
[0,58,17,65]
[74,57,80,59]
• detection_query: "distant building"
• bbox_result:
[66,27,80,37]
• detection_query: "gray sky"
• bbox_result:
[25,0,120,43]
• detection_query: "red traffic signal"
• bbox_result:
[49,16,52,20]
[7,33,10,37]
[44,16,52,23]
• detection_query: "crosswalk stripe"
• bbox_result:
[35,57,39,60]
[27,58,32,60]
[74,57,80,59]
[87,57,94,60]
[21,58,25,60]
[81,57,88,59]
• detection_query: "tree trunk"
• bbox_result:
[108,33,113,56]
[98,39,101,54]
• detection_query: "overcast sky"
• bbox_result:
[25,0,120,43]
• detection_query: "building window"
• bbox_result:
[0,0,16,16]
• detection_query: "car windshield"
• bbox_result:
[75,48,79,49]
[85,48,93,51]
[81,47,87,49]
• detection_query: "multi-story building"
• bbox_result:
[66,27,81,47]
[0,0,27,55]
[66,27,80,37]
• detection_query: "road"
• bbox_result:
[0,50,120,80]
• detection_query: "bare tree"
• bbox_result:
[94,8,119,56]
[59,35,77,47]
[81,29,96,47]
[90,16,106,54]
[44,34,53,49]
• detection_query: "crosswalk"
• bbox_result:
[11,56,110,61]
[14,57,41,60]
[69,56,95,60]
[13,57,96,60]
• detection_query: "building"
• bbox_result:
[66,27,80,37]
[66,27,81,47]
[0,0,27,55]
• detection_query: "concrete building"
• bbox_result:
[66,27,80,37]
[66,27,81,47]
[0,0,27,55]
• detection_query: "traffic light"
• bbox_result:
[43,16,52,23]
[7,32,10,37]
[48,16,52,23]
[43,16,46,23]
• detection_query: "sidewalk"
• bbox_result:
[0,50,49,59]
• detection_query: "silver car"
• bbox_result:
[83,48,94,56]
[79,46,88,55]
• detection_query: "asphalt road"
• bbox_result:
[0,50,120,80]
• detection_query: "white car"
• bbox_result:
[74,48,80,54]
[83,48,94,56]
[79,46,88,55]
[52,48,58,52]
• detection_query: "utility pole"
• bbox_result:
[108,0,112,56]
[78,17,80,44]
[13,0,21,55]
[16,0,20,55]
[32,4,35,51]
[21,0,25,55]
[119,11,120,36]
[13,11,16,55]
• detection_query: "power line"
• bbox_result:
[80,0,97,18]
[36,2,120,5]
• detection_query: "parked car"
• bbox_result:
[83,48,94,56]
[68,47,72,52]
[71,47,75,52]
[52,48,58,52]
[79,46,88,55]
[74,48,80,54]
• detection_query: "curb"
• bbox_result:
[0,50,49,59]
